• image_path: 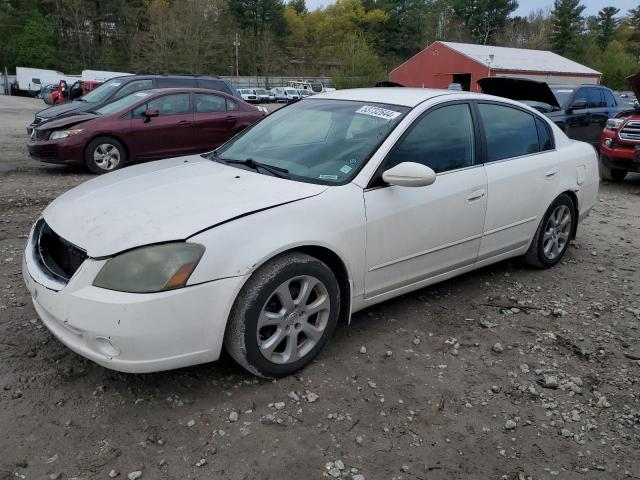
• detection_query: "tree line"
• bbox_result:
[1,0,640,90]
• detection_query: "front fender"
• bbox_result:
[186,183,367,299]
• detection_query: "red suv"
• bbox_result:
[28,88,265,174]
[599,73,640,181]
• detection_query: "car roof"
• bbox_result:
[137,87,236,97]
[109,74,224,82]
[315,88,459,107]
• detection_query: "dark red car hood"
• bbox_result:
[35,113,101,132]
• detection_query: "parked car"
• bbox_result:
[45,79,102,105]
[22,88,598,377]
[273,87,300,103]
[252,88,271,103]
[599,73,640,181]
[38,83,58,101]
[28,88,265,174]
[27,75,241,134]
[297,89,312,98]
[267,89,276,102]
[478,77,623,147]
[238,88,259,103]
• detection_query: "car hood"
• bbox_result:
[42,156,328,258]
[36,100,94,120]
[627,72,640,102]
[35,113,100,131]
[477,77,561,110]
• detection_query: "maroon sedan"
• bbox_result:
[28,88,266,174]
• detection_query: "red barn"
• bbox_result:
[390,41,602,91]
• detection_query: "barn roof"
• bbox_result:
[439,42,601,76]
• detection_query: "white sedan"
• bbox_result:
[22,88,599,378]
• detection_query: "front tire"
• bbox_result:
[85,136,126,174]
[599,155,627,181]
[524,194,575,268]
[224,252,340,378]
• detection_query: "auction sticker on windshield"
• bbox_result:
[356,105,401,121]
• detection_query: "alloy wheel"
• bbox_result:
[542,205,572,261]
[257,275,331,364]
[93,143,121,171]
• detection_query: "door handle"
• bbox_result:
[177,120,191,126]
[545,168,559,178]
[225,116,237,123]
[466,189,485,203]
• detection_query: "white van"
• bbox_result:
[273,87,300,103]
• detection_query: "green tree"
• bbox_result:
[288,0,306,14]
[375,0,430,62]
[596,6,620,50]
[550,0,585,59]
[332,32,385,87]
[13,12,55,68]
[450,0,518,45]
[599,40,637,89]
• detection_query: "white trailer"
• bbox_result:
[15,67,73,96]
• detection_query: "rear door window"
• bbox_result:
[194,93,227,113]
[478,103,540,162]
[535,117,553,151]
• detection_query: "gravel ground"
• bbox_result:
[1,95,639,480]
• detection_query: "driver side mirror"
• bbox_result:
[142,108,159,123]
[569,99,587,111]
[382,162,436,187]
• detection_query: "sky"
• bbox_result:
[304,0,638,16]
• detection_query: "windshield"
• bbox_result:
[255,89,267,95]
[551,88,575,108]
[286,89,298,95]
[94,90,153,115]
[216,99,409,185]
[80,77,127,103]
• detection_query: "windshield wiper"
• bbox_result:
[219,157,290,179]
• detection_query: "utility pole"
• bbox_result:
[233,33,240,77]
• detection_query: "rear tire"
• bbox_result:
[224,252,340,378]
[599,155,627,181]
[85,136,126,174]
[524,194,575,269]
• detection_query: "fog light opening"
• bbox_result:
[603,138,613,148]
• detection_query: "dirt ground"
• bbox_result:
[1,95,639,480]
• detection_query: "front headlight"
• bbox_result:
[49,128,84,140]
[606,118,624,130]
[93,243,205,293]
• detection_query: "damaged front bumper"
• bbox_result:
[22,241,245,373]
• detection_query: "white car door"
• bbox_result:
[475,102,560,262]
[364,102,488,299]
